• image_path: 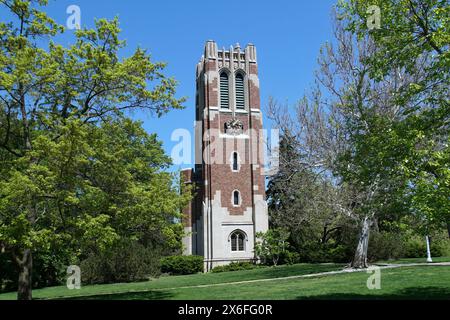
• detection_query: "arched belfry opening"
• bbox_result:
[235,72,245,109]
[220,71,229,109]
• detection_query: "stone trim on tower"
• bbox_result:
[182,41,268,272]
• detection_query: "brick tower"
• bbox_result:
[182,41,268,271]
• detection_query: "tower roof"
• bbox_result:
[203,40,257,63]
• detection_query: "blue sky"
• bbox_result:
[5,0,338,171]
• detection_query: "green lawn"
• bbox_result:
[1,259,449,300]
[160,266,449,300]
[375,256,450,264]
[0,263,343,300]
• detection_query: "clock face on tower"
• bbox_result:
[224,118,244,135]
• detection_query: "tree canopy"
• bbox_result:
[0,0,188,299]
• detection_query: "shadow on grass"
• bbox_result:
[45,286,450,300]
[297,287,450,300]
[56,290,175,300]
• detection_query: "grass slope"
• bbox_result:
[1,258,449,300]
[152,266,450,300]
[0,263,343,300]
[71,266,450,300]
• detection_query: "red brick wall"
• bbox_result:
[183,44,265,223]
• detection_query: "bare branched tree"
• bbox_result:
[267,11,428,268]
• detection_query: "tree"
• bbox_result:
[268,12,425,268]
[255,228,290,266]
[339,0,449,237]
[267,132,347,256]
[0,117,190,299]
[0,0,185,299]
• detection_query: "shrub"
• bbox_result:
[0,252,17,293]
[280,251,301,265]
[211,262,255,273]
[160,255,203,275]
[368,232,406,261]
[297,242,353,263]
[255,228,290,266]
[404,234,450,258]
[404,236,426,258]
[81,241,161,284]
[433,239,450,257]
[327,245,351,262]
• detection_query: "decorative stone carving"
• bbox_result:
[225,118,244,135]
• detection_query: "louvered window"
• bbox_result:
[235,73,245,109]
[220,72,229,109]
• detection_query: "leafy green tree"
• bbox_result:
[410,143,450,236]
[338,0,449,237]
[255,228,290,266]
[0,0,185,299]
[268,12,424,268]
[0,117,190,299]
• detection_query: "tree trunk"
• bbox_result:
[322,226,328,243]
[351,215,371,268]
[16,249,33,300]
